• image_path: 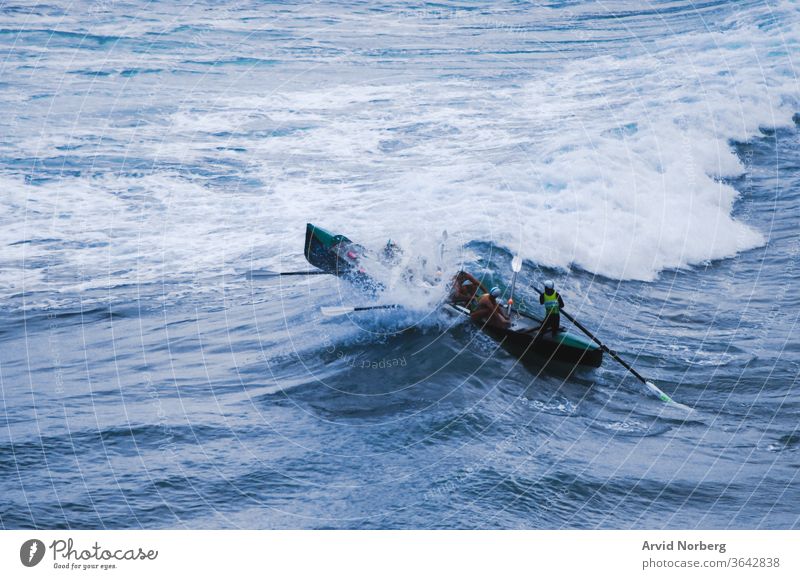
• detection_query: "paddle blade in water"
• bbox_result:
[321,304,399,317]
[645,381,672,402]
[645,381,693,412]
[320,306,356,317]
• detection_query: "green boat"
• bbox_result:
[305,223,603,368]
[304,222,383,293]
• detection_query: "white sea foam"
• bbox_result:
[250,24,797,281]
[0,1,797,308]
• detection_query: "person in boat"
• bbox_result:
[539,279,564,335]
[450,271,487,306]
[471,286,511,329]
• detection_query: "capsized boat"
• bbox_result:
[304,222,383,293]
[304,223,602,368]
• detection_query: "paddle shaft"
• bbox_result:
[532,287,650,386]
[275,270,329,276]
[559,309,649,384]
[507,270,518,318]
[352,305,398,312]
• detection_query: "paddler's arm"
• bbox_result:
[461,272,484,289]
[558,293,564,308]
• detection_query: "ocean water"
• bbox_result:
[0,0,798,529]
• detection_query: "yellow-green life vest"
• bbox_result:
[543,292,559,314]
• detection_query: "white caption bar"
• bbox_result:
[1,530,798,578]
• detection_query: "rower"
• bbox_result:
[539,280,564,336]
[471,286,510,329]
[450,271,485,307]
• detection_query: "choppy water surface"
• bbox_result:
[0,1,798,529]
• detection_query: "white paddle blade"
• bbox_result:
[645,381,672,402]
[320,306,354,317]
[645,381,692,411]
[512,255,523,273]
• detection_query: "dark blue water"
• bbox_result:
[0,1,798,529]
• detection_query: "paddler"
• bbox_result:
[471,286,510,329]
[539,280,564,335]
[450,271,485,306]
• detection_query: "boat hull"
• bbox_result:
[304,223,378,291]
[304,223,352,274]
[483,318,603,368]
[445,304,602,368]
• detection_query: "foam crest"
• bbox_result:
[1,0,797,311]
